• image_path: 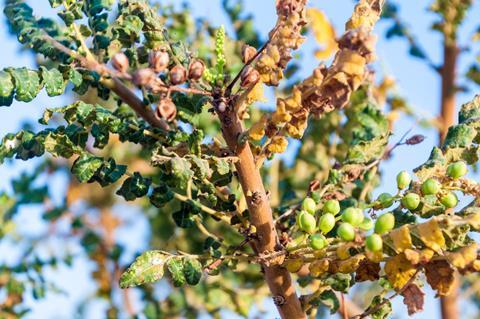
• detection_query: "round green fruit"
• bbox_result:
[374,213,395,235]
[337,223,356,241]
[401,193,420,211]
[323,199,340,215]
[309,234,327,250]
[302,197,317,215]
[440,192,458,208]
[446,161,467,179]
[366,234,383,252]
[341,207,364,226]
[359,218,374,231]
[421,178,441,195]
[396,170,411,189]
[318,213,336,234]
[297,211,317,234]
[377,193,394,208]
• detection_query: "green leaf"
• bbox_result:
[166,258,186,287]
[149,185,174,208]
[68,69,83,87]
[91,158,127,187]
[116,172,151,201]
[169,158,194,188]
[345,134,388,164]
[120,250,169,288]
[324,273,351,292]
[368,296,392,319]
[71,153,104,183]
[44,133,76,158]
[443,124,476,148]
[319,289,340,314]
[183,258,202,285]
[0,71,15,106]
[40,66,66,97]
[191,157,212,180]
[8,68,42,102]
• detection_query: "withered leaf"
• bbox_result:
[401,283,425,316]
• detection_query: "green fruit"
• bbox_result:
[318,213,336,234]
[447,161,467,179]
[366,234,383,252]
[337,223,355,241]
[302,197,317,214]
[440,192,458,208]
[374,213,395,235]
[401,193,420,211]
[323,199,340,215]
[377,193,394,208]
[421,178,441,195]
[396,170,411,189]
[309,234,327,250]
[359,218,374,231]
[341,207,364,226]
[297,211,316,234]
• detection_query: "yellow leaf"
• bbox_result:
[267,136,288,154]
[390,225,412,253]
[416,218,446,253]
[284,259,304,273]
[346,1,382,31]
[336,242,357,260]
[307,8,337,60]
[309,259,329,277]
[246,82,266,105]
[446,243,478,269]
[338,254,365,273]
[384,254,417,290]
[248,116,267,141]
[366,250,383,263]
[404,248,434,265]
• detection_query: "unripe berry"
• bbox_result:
[309,234,327,250]
[318,213,336,234]
[111,52,129,73]
[169,65,187,85]
[302,197,316,214]
[341,207,364,226]
[421,178,441,195]
[323,199,340,215]
[396,170,411,189]
[188,59,205,80]
[447,161,467,179]
[440,192,458,208]
[297,211,316,234]
[359,218,374,231]
[149,50,170,73]
[401,193,420,211]
[337,223,355,241]
[377,193,394,209]
[374,213,395,235]
[366,234,383,252]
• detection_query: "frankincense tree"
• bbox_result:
[1,0,480,318]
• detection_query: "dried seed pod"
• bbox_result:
[240,66,260,88]
[169,65,187,85]
[156,98,177,122]
[111,52,129,73]
[149,50,170,73]
[241,44,257,63]
[132,68,157,86]
[188,59,205,80]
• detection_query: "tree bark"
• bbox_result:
[217,102,305,319]
[439,42,459,319]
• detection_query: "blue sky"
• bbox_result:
[1,0,480,318]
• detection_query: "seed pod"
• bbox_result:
[149,50,170,73]
[366,234,383,252]
[302,197,316,214]
[240,66,260,88]
[132,68,157,86]
[309,234,327,250]
[396,170,411,189]
[169,65,187,85]
[242,44,257,63]
[111,52,129,73]
[374,213,395,235]
[156,98,177,122]
[188,59,205,80]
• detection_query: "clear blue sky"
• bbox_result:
[1,0,480,318]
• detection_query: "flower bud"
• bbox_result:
[188,59,205,80]
[169,65,187,85]
[149,50,170,73]
[111,52,129,73]
[156,98,177,122]
[240,66,260,88]
[242,44,257,63]
[132,68,157,86]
